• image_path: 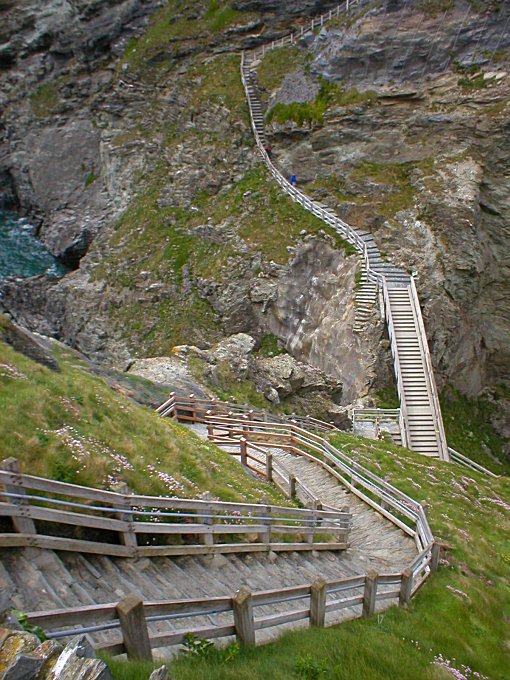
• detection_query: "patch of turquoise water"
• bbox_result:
[0,210,68,279]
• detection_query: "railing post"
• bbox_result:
[258,498,271,544]
[206,410,214,440]
[240,438,248,467]
[112,482,137,552]
[116,594,152,661]
[266,453,273,482]
[200,492,214,546]
[289,474,297,498]
[362,571,378,617]
[169,392,177,419]
[232,586,255,646]
[430,542,441,572]
[310,577,327,627]
[399,569,413,606]
[0,458,37,535]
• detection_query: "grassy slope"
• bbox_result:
[106,433,509,680]
[0,338,287,505]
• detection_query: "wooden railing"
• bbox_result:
[24,547,440,660]
[250,0,368,62]
[158,399,434,552]
[0,457,351,558]
[203,414,432,548]
[157,392,338,433]
[409,277,449,460]
[448,447,500,479]
[240,0,453,461]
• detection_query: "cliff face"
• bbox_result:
[0,0,509,436]
[263,1,510,403]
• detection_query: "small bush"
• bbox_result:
[295,654,329,679]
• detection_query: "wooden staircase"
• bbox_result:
[241,39,449,461]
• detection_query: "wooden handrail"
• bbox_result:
[240,0,454,462]
[0,458,351,558]
[24,536,440,658]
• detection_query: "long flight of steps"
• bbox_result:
[241,54,448,460]
[385,284,444,457]
[0,446,416,653]
[353,263,378,333]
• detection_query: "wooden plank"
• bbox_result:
[21,505,128,533]
[376,589,400,601]
[133,523,267,535]
[0,533,133,557]
[254,607,310,631]
[252,585,311,606]
[0,471,123,504]
[116,594,152,661]
[325,595,364,612]
[26,603,118,628]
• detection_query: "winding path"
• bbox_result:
[240,2,449,460]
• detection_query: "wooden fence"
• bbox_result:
[158,397,433,550]
[0,457,351,558]
[25,547,440,660]
[157,393,338,433]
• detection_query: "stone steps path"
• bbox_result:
[0,425,416,655]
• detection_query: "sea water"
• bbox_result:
[0,210,68,279]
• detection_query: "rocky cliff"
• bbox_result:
[0,0,509,446]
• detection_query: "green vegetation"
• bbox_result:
[266,79,375,128]
[258,334,286,358]
[30,83,59,118]
[0,334,288,505]
[121,0,252,79]
[441,386,510,475]
[418,0,454,16]
[257,48,308,101]
[349,159,434,220]
[458,74,494,90]
[105,432,509,679]
[85,172,97,187]
[188,355,269,410]
[374,384,400,409]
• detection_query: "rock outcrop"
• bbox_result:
[0,628,112,679]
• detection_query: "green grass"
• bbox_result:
[458,74,496,91]
[374,384,400,409]
[266,79,375,128]
[85,172,97,187]
[30,83,59,118]
[105,432,509,679]
[348,159,435,220]
[257,48,308,101]
[0,333,289,506]
[121,0,252,79]
[441,386,510,475]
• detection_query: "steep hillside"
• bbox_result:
[0,321,287,504]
